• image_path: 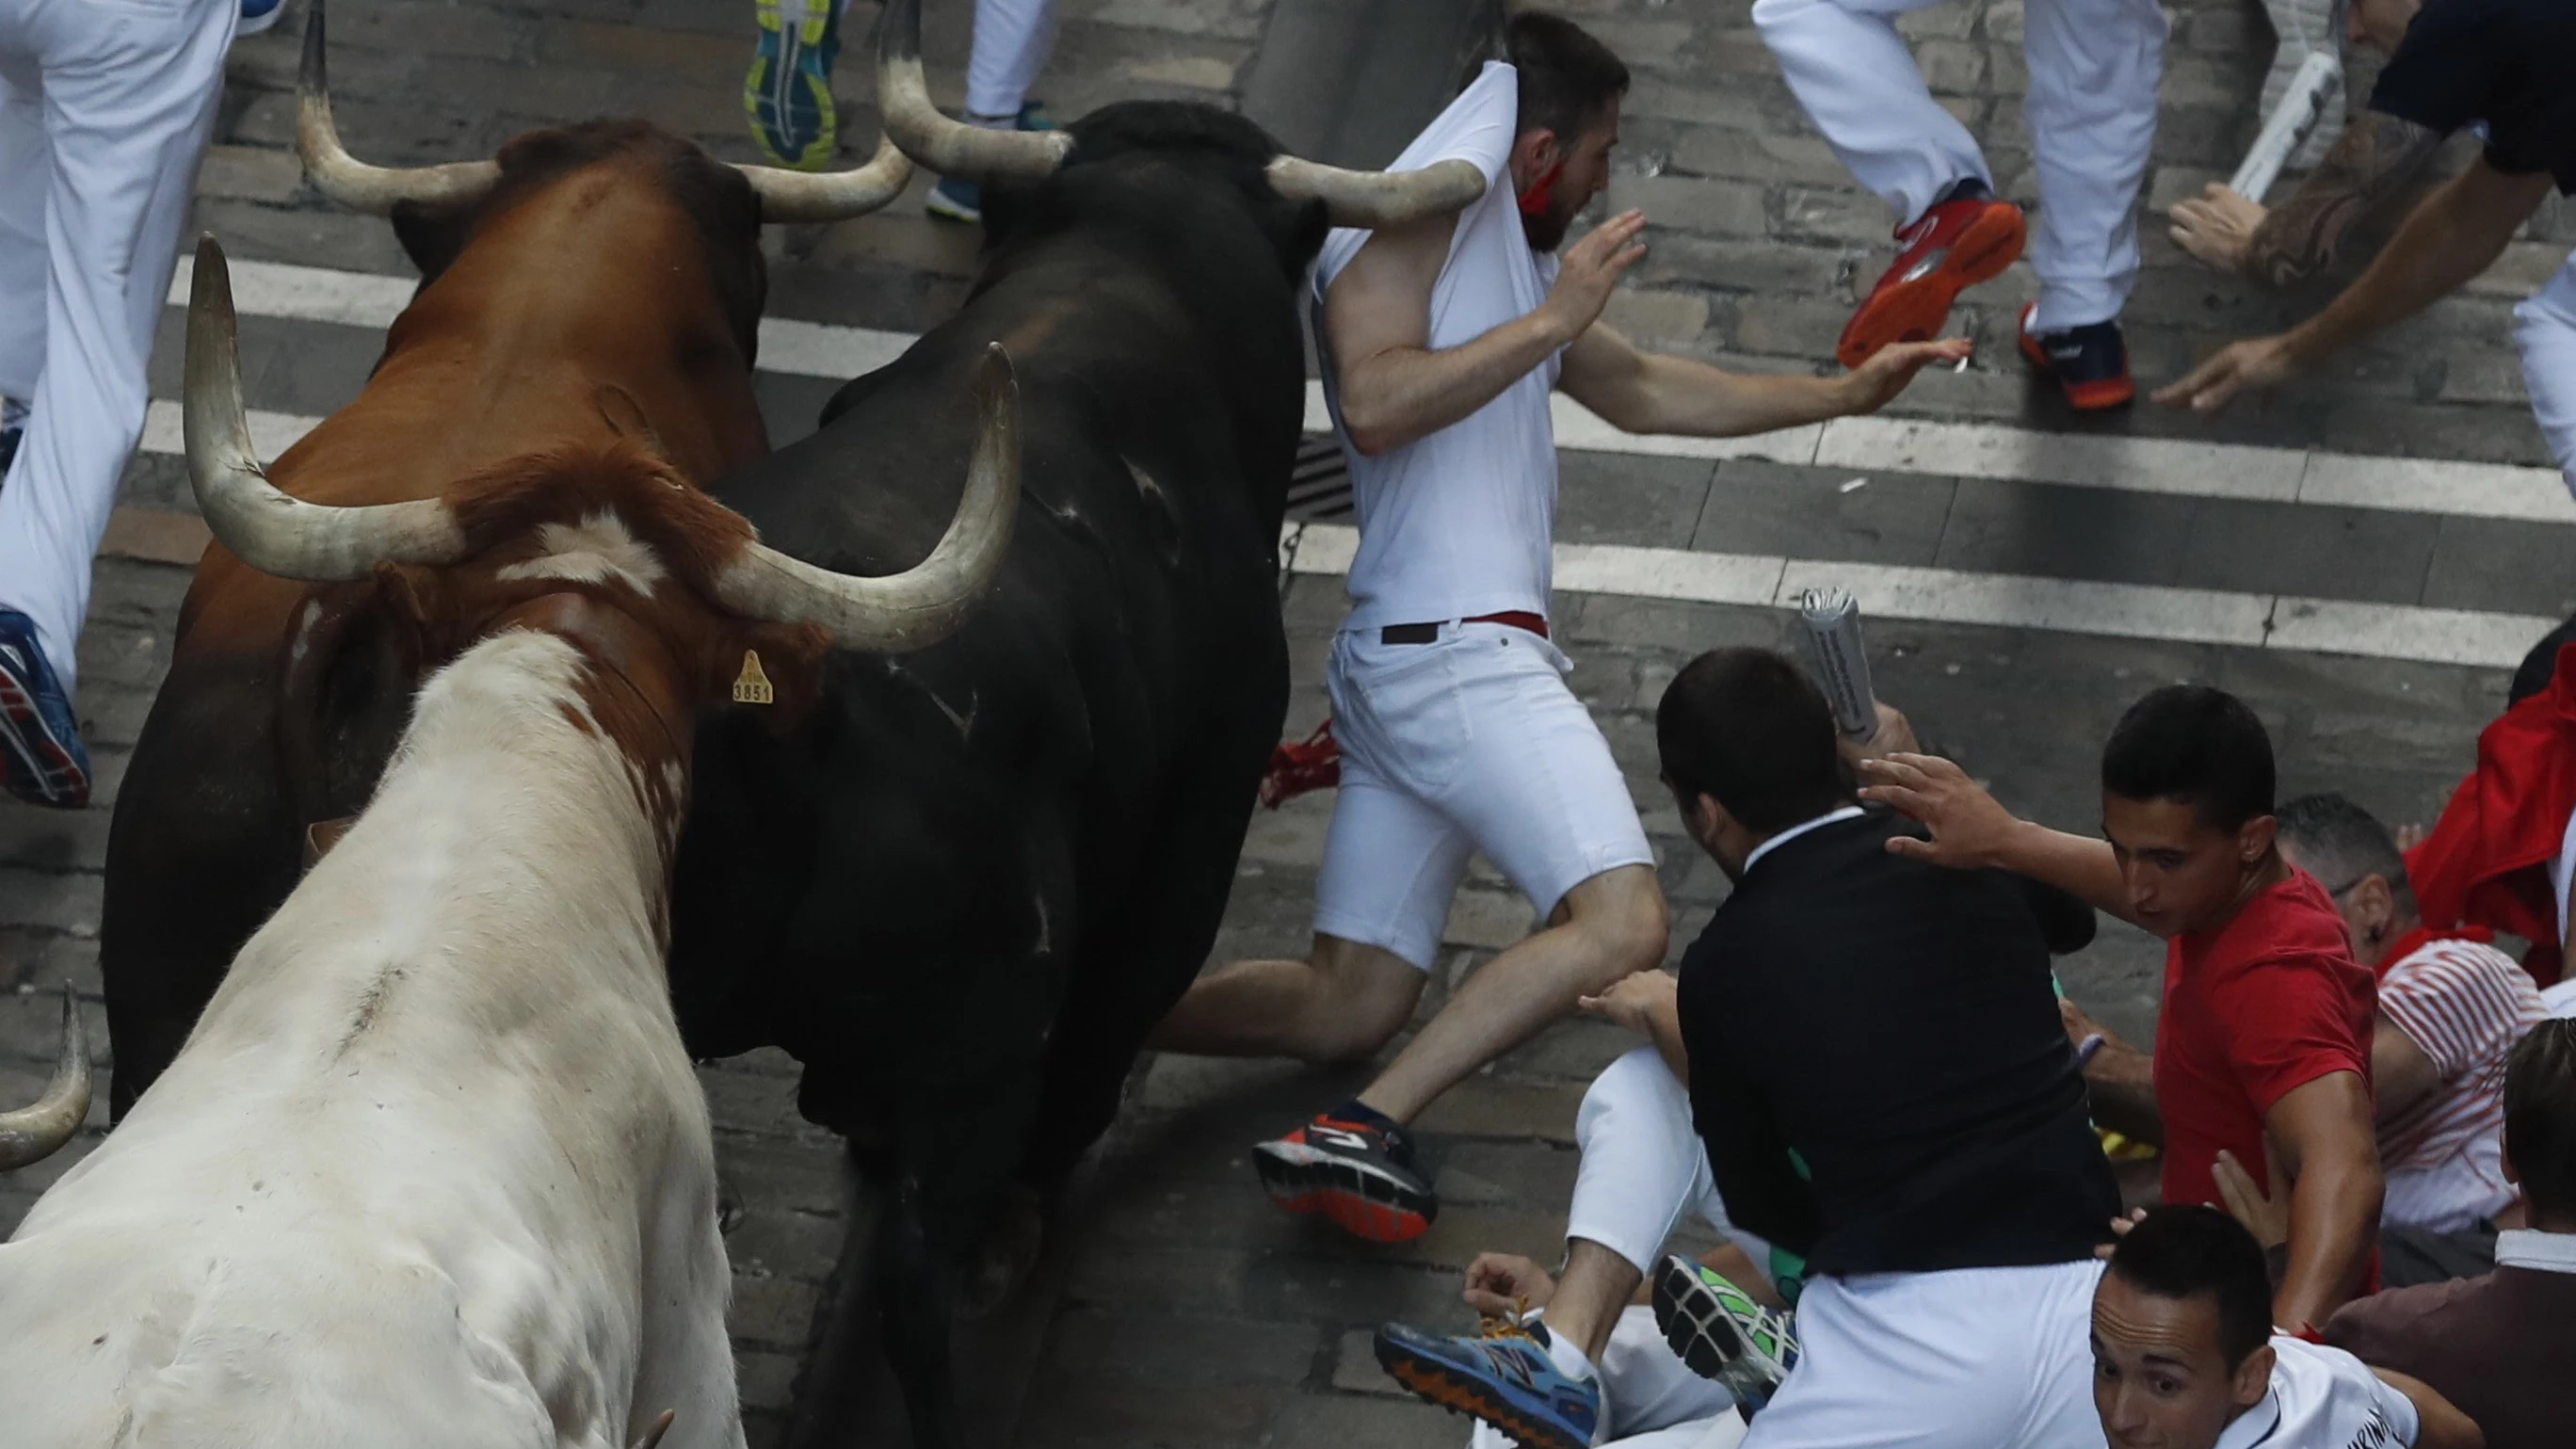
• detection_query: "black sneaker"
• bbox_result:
[1252,1111,1438,1243]
[2018,302,2135,411]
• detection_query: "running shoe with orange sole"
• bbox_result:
[1837,181,2026,368]
[1253,1112,1438,1243]
[1375,1318,1599,1449]
[2019,302,2137,411]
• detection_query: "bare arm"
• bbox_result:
[2375,1367,2486,1449]
[1856,753,2139,926]
[2064,998,2164,1144]
[1557,320,1970,438]
[2158,157,2555,412]
[1325,209,1647,457]
[2266,1071,2383,1332]
[2370,1013,2444,1124]
[2167,113,2444,286]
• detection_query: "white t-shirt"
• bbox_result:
[1312,61,1564,636]
[2215,1335,2421,1449]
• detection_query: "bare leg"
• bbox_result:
[1543,1239,1644,1364]
[1357,864,1666,1123]
[1148,932,1425,1061]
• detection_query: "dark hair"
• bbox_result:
[1656,648,1850,835]
[2509,618,2576,705]
[2276,793,2413,910]
[2106,1206,2274,1369]
[2504,1020,2576,1213]
[1482,10,1631,144]
[2101,685,2275,831]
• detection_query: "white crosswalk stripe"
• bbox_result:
[143,257,2567,671]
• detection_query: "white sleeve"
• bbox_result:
[2375,1370,2424,1447]
[1312,61,1518,291]
[2552,802,2576,948]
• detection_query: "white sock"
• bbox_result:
[1541,1325,1598,1385]
[965,109,1017,130]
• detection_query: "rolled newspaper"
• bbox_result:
[2230,50,2343,202]
[1796,588,1877,739]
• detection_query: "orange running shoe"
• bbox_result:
[2018,302,2137,411]
[1253,1111,1438,1243]
[1837,180,2026,368]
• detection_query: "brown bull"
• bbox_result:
[78,0,914,1130]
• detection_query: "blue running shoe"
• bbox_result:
[926,103,1055,224]
[0,609,90,809]
[238,0,284,37]
[1651,1254,1799,1412]
[745,0,842,171]
[1375,1317,1599,1449]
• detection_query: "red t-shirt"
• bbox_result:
[2155,870,2376,1212]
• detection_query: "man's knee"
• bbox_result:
[1301,936,1427,1063]
[1561,865,1670,988]
[1576,1043,1676,1149]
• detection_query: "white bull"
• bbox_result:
[0,626,740,1449]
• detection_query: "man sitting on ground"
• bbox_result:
[2325,1019,2576,1449]
[1371,649,2121,1449]
[1861,684,2385,1329]
[2093,1206,2482,1449]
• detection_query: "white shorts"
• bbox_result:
[1315,620,1656,970]
[1743,1260,2107,1449]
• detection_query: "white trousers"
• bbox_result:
[963,0,1057,121]
[1750,0,2164,331]
[1565,1046,1777,1286]
[2517,248,2576,500]
[0,0,232,698]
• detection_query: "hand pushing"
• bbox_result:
[1542,209,1649,346]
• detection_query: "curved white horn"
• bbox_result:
[298,0,500,215]
[877,0,1070,182]
[1264,154,1490,230]
[628,1410,677,1449]
[715,343,1022,652]
[185,236,469,582]
[0,986,91,1171]
[737,132,916,224]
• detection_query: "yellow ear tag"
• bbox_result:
[732,650,774,705]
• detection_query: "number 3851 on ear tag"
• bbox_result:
[733,650,774,705]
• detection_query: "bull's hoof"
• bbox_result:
[958,1185,1047,1319]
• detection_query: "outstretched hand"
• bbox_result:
[1854,752,2021,870]
[1542,210,1649,346]
[1842,337,1974,415]
[2151,334,2303,414]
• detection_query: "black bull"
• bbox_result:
[99,101,1327,1441]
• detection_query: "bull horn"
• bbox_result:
[184,237,469,582]
[298,0,500,215]
[715,343,1021,652]
[1264,154,1490,230]
[736,132,915,224]
[877,0,1070,182]
[629,1410,677,1449]
[0,986,92,1172]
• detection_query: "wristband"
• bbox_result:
[2075,1033,2107,1070]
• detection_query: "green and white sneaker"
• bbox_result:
[745,0,842,171]
[1651,1254,1799,1411]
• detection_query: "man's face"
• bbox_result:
[2102,795,2269,939]
[1521,105,1622,252]
[2091,1274,2270,1449]
[2347,0,2423,52]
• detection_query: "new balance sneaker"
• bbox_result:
[238,0,285,38]
[1837,179,2025,368]
[1375,1318,1600,1449]
[745,0,843,171]
[1651,1254,1799,1410]
[925,103,1056,224]
[2018,303,2136,411]
[1252,1111,1438,1243]
[0,609,90,809]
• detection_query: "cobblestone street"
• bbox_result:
[4,0,2569,1442]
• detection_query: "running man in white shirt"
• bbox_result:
[2092,1206,2482,1449]
[1149,9,1966,1245]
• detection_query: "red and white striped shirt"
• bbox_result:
[2377,934,2548,1231]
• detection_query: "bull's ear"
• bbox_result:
[389,199,475,286]
[372,561,460,668]
[708,620,830,733]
